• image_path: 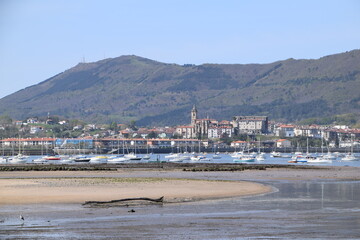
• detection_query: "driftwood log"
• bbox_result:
[83,196,164,205]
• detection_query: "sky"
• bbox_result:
[0,0,359,98]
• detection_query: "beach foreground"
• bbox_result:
[1,165,360,239]
[0,177,271,205]
[1,165,359,205]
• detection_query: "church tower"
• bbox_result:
[191,105,197,126]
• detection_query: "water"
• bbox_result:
[3,153,360,167]
[1,180,359,239]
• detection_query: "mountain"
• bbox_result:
[0,50,360,126]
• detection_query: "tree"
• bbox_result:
[147,131,157,139]
[172,133,182,139]
[220,133,232,145]
[0,115,13,125]
[109,122,118,131]
[128,120,138,131]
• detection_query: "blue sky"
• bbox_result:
[0,0,359,98]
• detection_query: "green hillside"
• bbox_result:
[0,50,359,126]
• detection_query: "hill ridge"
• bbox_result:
[0,50,359,125]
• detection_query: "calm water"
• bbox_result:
[1,180,359,239]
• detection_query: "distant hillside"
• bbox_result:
[0,50,359,126]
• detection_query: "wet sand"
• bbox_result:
[0,165,358,205]
[1,165,359,239]
[0,176,271,205]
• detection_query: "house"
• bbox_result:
[208,126,234,139]
[175,126,195,139]
[73,125,83,131]
[294,125,322,138]
[26,117,38,124]
[276,139,292,148]
[30,126,43,134]
[276,125,295,137]
[15,121,23,126]
[230,140,248,149]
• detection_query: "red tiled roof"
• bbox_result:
[279,125,295,128]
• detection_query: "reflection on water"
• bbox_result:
[1,180,360,239]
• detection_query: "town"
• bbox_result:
[0,105,359,155]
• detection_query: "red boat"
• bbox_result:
[43,156,61,160]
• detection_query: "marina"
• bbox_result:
[1,152,359,167]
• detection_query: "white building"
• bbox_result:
[276,139,292,148]
[208,126,233,139]
[232,116,268,134]
[276,125,295,137]
[30,126,43,134]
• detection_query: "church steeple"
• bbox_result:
[191,105,197,126]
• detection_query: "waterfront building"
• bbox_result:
[208,126,234,139]
[294,125,322,138]
[276,125,295,137]
[230,140,248,148]
[276,139,292,148]
[1,137,55,147]
[175,125,195,139]
[176,105,218,139]
[232,116,268,134]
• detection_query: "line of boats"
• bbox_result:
[270,151,359,163]
[0,151,358,165]
[0,152,147,164]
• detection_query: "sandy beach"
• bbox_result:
[0,175,271,205]
[1,165,360,239]
[1,165,359,205]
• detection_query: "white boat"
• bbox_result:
[321,153,337,161]
[90,156,108,163]
[165,153,181,159]
[0,157,9,164]
[190,155,210,162]
[270,151,282,158]
[107,157,127,163]
[142,153,152,160]
[231,151,256,159]
[124,153,142,161]
[9,154,29,164]
[32,158,48,163]
[61,158,74,164]
[307,157,332,163]
[212,153,221,159]
[168,155,190,162]
[341,154,358,161]
[231,151,244,158]
[341,136,358,161]
[256,153,266,161]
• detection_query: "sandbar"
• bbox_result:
[0,177,271,205]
